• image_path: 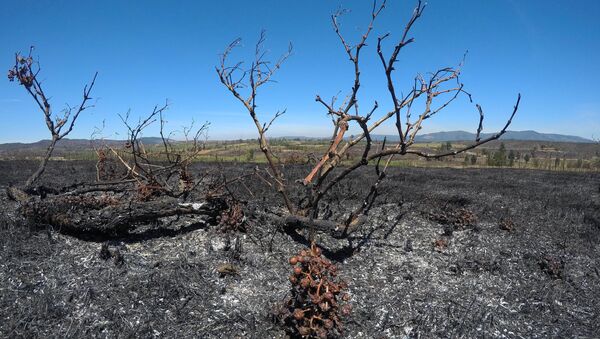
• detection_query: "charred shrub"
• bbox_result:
[499,217,516,232]
[278,244,351,338]
[433,238,449,252]
[219,199,246,232]
[99,243,125,267]
[430,207,477,231]
[539,255,564,279]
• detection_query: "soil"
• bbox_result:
[1,160,599,338]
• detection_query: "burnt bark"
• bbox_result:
[283,214,365,239]
[21,194,228,238]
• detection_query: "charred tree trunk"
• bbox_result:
[25,136,58,190]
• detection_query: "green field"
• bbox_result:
[2,138,597,172]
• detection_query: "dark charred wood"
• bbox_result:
[282,214,365,239]
[6,186,30,204]
[21,194,229,238]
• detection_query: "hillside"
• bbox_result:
[371,130,594,143]
[0,137,165,152]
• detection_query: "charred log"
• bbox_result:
[20,193,229,238]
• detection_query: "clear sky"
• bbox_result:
[1,0,599,142]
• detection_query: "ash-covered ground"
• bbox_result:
[1,160,599,338]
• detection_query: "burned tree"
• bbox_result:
[102,102,211,200]
[14,105,230,238]
[219,4,521,334]
[7,47,98,190]
[218,0,521,241]
[7,51,239,239]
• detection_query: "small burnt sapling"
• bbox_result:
[7,47,97,191]
[279,243,351,338]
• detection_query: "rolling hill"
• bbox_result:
[373,130,594,143]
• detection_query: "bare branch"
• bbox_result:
[475,104,485,142]
[217,32,295,214]
[263,109,286,133]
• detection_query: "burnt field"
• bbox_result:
[1,160,599,338]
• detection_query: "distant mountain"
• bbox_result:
[275,136,328,141]
[0,131,594,153]
[0,137,166,152]
[491,130,594,143]
[370,130,594,143]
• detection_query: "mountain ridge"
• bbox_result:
[413,130,593,143]
[0,137,165,152]
[0,130,594,152]
[282,130,594,143]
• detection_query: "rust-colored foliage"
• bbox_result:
[433,238,449,252]
[455,208,477,229]
[499,217,516,232]
[220,200,246,232]
[539,256,564,279]
[136,182,162,201]
[7,54,35,87]
[431,207,477,231]
[278,243,351,338]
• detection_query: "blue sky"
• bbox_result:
[1,0,599,142]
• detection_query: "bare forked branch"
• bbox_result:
[217,31,295,214]
[331,0,386,115]
[319,94,521,206]
[310,0,520,235]
[376,0,425,146]
[304,1,387,190]
[405,94,521,158]
[263,109,286,133]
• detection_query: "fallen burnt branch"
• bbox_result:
[8,167,243,240]
[20,191,228,238]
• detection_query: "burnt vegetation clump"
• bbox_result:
[278,243,351,338]
[5,50,246,241]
